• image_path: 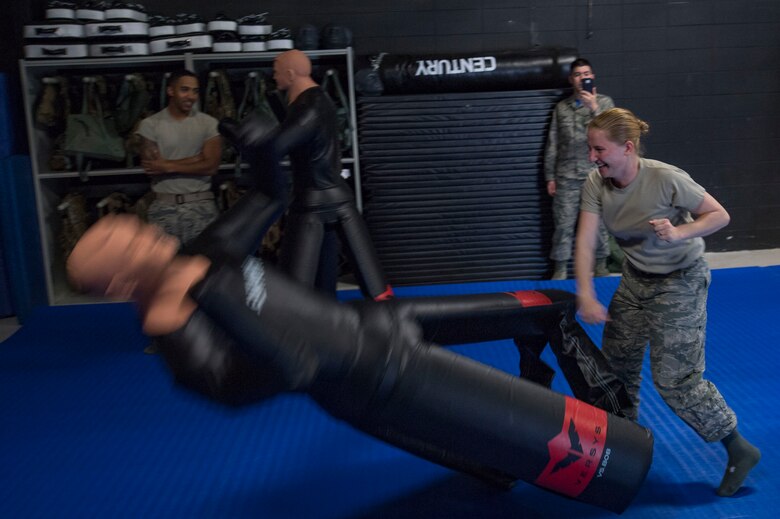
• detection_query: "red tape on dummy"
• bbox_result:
[505,290,553,307]
[534,397,608,497]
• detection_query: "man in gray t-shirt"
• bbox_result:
[136,69,222,243]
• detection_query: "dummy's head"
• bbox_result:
[272,49,312,91]
[67,214,180,300]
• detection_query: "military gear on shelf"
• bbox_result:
[148,15,175,38]
[34,76,70,137]
[204,70,237,163]
[23,20,88,59]
[217,180,246,212]
[204,70,236,122]
[84,21,149,39]
[58,192,90,261]
[46,1,78,21]
[49,134,72,171]
[209,15,240,53]
[64,76,126,178]
[104,2,148,23]
[158,71,170,112]
[265,28,293,51]
[96,191,133,217]
[114,73,152,166]
[172,13,203,34]
[320,68,353,153]
[320,23,352,49]
[237,71,276,123]
[131,191,156,222]
[114,73,151,135]
[150,33,213,55]
[234,71,278,175]
[218,180,283,262]
[76,0,107,22]
[88,40,150,57]
[295,24,319,50]
[237,12,271,36]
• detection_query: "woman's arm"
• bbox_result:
[649,192,730,242]
[575,211,610,324]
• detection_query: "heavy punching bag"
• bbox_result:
[376,46,577,95]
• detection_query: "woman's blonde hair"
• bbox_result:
[589,108,650,155]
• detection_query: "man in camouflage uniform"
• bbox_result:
[544,58,613,280]
[136,69,222,243]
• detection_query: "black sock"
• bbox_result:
[717,429,761,497]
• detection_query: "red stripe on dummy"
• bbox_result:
[534,397,608,497]
[505,290,553,307]
[374,285,395,301]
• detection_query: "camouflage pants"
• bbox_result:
[550,178,609,261]
[601,258,737,442]
[147,199,219,244]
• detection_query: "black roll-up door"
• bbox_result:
[358,88,566,285]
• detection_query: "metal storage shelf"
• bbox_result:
[20,48,360,305]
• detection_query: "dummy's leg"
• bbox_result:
[218,115,287,202]
[278,211,327,289]
[336,204,394,300]
[387,290,632,416]
[180,190,283,261]
[177,116,286,261]
[313,224,340,295]
[516,335,556,388]
[189,259,654,513]
[546,308,634,418]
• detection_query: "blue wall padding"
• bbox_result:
[0,72,16,316]
[0,156,47,322]
[0,243,12,317]
[0,73,14,157]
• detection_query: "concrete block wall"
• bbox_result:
[7,0,780,251]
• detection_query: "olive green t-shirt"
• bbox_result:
[580,158,707,274]
[136,107,219,194]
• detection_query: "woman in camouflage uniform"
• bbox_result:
[575,107,760,497]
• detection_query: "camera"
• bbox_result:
[581,77,594,94]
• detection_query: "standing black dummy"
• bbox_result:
[220,49,393,301]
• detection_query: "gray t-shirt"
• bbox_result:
[136,107,219,194]
[580,158,707,274]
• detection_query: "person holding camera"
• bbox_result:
[544,58,614,280]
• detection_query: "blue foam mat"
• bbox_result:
[1,267,778,518]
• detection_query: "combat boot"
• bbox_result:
[551,261,568,280]
[594,258,611,277]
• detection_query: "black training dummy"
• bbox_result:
[158,245,652,513]
[220,85,392,301]
[152,178,652,514]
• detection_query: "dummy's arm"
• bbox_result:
[142,255,211,337]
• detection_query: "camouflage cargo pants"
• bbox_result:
[550,178,609,262]
[601,258,737,442]
[147,199,219,244]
